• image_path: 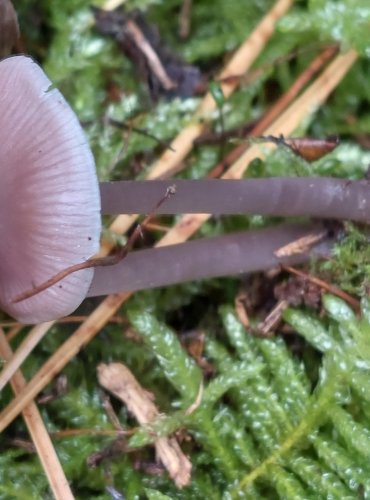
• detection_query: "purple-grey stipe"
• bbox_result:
[88,222,332,297]
[99,178,370,222]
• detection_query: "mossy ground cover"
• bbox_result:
[1,0,370,498]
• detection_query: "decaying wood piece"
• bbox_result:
[98,362,192,488]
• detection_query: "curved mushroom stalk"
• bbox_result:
[0,56,101,323]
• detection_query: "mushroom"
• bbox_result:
[0,55,101,324]
[1,57,368,325]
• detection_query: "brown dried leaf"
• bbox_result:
[262,134,339,162]
[274,231,327,257]
[97,362,192,488]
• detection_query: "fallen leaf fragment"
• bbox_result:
[274,231,327,257]
[97,362,192,488]
[261,135,339,162]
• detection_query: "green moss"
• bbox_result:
[4,0,370,497]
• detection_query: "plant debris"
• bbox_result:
[93,6,205,101]
[97,362,192,488]
[261,134,339,162]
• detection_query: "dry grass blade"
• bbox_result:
[0,294,130,433]
[0,315,125,329]
[5,324,23,341]
[0,321,54,392]
[0,10,357,434]
[0,329,74,500]
[101,0,293,254]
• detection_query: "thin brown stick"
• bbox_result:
[282,265,361,312]
[12,186,175,303]
[51,428,132,439]
[0,315,125,329]
[218,43,338,88]
[0,329,74,500]
[125,19,177,90]
[107,118,175,151]
[274,231,328,257]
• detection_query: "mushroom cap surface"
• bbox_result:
[0,55,101,323]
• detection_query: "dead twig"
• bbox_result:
[0,322,54,392]
[124,19,177,91]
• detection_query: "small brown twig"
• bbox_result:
[0,321,55,392]
[256,299,289,337]
[0,315,125,329]
[125,19,177,91]
[50,428,132,439]
[107,118,175,152]
[218,43,338,88]
[12,186,176,303]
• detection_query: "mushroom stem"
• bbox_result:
[88,222,333,297]
[99,178,370,223]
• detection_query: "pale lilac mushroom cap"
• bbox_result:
[0,55,101,324]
